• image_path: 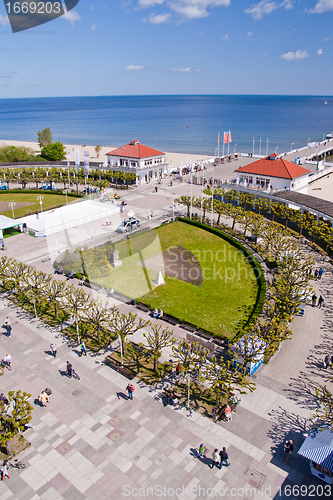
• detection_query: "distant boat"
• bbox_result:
[325,133,333,139]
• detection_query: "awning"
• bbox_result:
[298,426,333,473]
[0,215,22,230]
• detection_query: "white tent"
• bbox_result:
[0,215,23,239]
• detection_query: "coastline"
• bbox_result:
[0,139,215,168]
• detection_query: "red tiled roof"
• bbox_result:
[106,140,164,159]
[235,154,311,180]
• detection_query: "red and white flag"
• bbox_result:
[217,133,220,145]
[229,131,232,143]
[224,132,228,144]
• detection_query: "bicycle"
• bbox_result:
[2,458,25,469]
[0,359,12,372]
[71,369,80,380]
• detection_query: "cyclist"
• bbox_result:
[66,361,73,377]
[197,444,208,458]
[3,353,11,369]
[0,240,4,251]
[79,340,87,357]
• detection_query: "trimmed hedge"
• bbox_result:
[176,217,266,335]
[0,189,83,198]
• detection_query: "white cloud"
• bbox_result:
[317,48,323,55]
[90,5,94,9]
[0,15,9,26]
[172,67,202,72]
[125,65,145,70]
[324,36,330,41]
[222,34,228,40]
[62,10,81,25]
[308,0,333,14]
[245,0,293,20]
[247,31,253,36]
[138,0,230,21]
[92,24,97,30]
[281,49,310,61]
[146,12,172,23]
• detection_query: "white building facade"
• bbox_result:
[106,140,170,185]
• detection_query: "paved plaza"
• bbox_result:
[0,180,333,500]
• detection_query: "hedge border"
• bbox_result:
[0,189,83,198]
[176,217,266,337]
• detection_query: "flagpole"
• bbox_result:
[211,162,214,227]
[190,173,192,220]
[217,132,220,158]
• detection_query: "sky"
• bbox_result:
[0,0,332,97]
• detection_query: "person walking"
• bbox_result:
[225,404,232,421]
[4,317,11,336]
[314,269,319,281]
[50,343,57,357]
[283,440,293,462]
[324,354,332,369]
[3,353,11,369]
[211,449,219,469]
[66,361,73,378]
[0,460,10,480]
[311,293,317,307]
[79,340,87,357]
[219,447,230,467]
[126,384,135,400]
[197,444,208,458]
[318,268,324,280]
[318,295,324,309]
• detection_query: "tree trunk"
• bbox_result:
[232,219,235,230]
[6,439,13,456]
[154,357,158,373]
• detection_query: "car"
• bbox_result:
[116,218,140,232]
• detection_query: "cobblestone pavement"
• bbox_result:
[1,184,333,499]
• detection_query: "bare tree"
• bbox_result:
[142,324,175,372]
[107,307,151,353]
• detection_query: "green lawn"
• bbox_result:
[94,222,259,338]
[0,192,77,218]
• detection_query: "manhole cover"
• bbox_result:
[106,430,123,443]
[108,416,123,427]
[56,442,72,455]
[31,366,43,374]
[244,469,266,487]
[71,390,81,396]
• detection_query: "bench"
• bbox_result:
[136,303,151,313]
[83,281,101,291]
[212,399,240,422]
[161,314,178,326]
[104,356,136,380]
[180,321,197,333]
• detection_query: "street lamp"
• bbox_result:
[186,373,191,410]
[63,189,69,205]
[37,195,43,213]
[234,143,237,155]
[8,202,16,219]
[291,142,294,152]
[275,146,279,154]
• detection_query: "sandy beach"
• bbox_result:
[0,139,215,169]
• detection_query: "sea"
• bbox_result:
[0,95,332,156]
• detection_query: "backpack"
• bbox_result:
[130,385,135,392]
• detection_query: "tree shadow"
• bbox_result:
[267,406,310,457]
[284,370,321,410]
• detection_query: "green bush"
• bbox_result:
[40,142,65,161]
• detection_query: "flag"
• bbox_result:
[84,150,89,176]
[66,148,70,171]
[229,131,232,143]
[224,132,228,144]
[217,133,220,145]
[75,149,80,173]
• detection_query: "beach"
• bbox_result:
[0,139,215,169]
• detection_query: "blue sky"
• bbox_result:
[0,0,332,97]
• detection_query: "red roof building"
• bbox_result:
[106,140,169,185]
[235,153,310,179]
[107,140,164,159]
[234,154,311,192]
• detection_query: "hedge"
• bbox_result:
[0,189,83,198]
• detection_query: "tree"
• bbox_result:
[0,390,33,455]
[40,141,65,161]
[83,298,111,342]
[21,269,51,318]
[94,145,102,158]
[142,324,175,373]
[63,286,91,343]
[205,356,255,407]
[0,145,36,162]
[37,127,52,148]
[229,329,267,376]
[313,386,333,428]
[175,195,191,217]
[107,308,151,354]
[172,339,209,379]
[45,278,67,319]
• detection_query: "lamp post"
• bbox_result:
[37,195,43,213]
[8,202,16,219]
[234,143,237,155]
[186,373,191,410]
[63,189,69,206]
[291,142,294,152]
[275,146,279,154]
